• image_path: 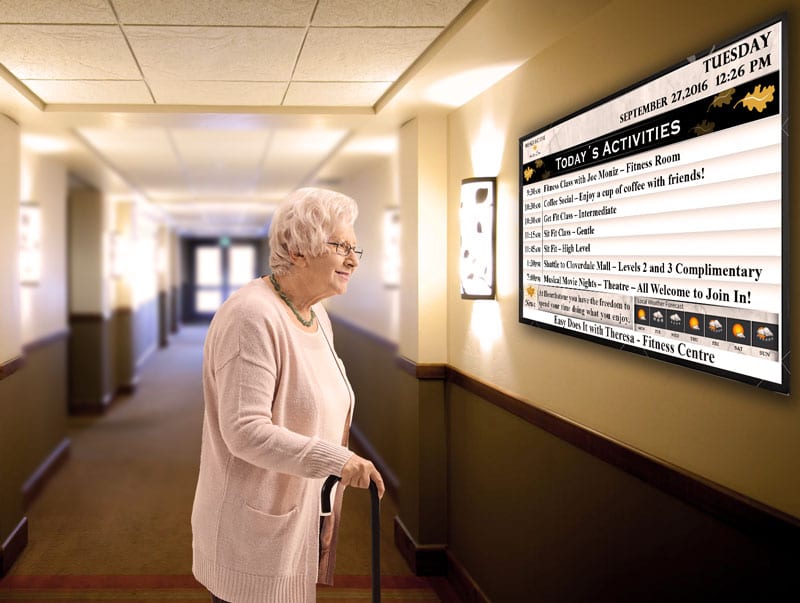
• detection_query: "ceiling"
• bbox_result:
[0,0,599,236]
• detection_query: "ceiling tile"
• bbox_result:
[78,127,183,191]
[114,0,315,26]
[284,82,390,106]
[293,27,440,81]
[0,25,140,79]
[23,80,153,104]
[313,0,472,26]
[124,26,304,81]
[170,129,270,167]
[0,0,116,24]
[149,80,286,105]
[258,128,349,194]
[78,128,176,165]
[170,129,271,195]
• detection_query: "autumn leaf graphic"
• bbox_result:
[708,88,735,111]
[691,120,716,136]
[535,159,544,169]
[734,84,775,112]
[524,166,534,181]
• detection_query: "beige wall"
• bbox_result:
[69,187,110,316]
[447,0,798,518]
[324,154,401,343]
[20,152,68,345]
[1,130,70,572]
[0,115,21,363]
[397,116,449,362]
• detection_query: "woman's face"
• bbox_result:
[303,222,359,299]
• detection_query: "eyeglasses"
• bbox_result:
[327,241,363,259]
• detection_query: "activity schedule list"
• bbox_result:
[519,19,784,387]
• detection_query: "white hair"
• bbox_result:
[268,187,358,275]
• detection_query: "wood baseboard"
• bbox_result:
[392,514,489,601]
[393,517,447,576]
[0,354,25,381]
[1,517,28,577]
[117,373,141,396]
[446,551,491,603]
[21,438,71,508]
[69,391,113,415]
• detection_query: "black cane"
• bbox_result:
[321,475,381,602]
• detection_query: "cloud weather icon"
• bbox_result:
[652,311,664,321]
[756,326,774,341]
[669,313,681,324]
[708,319,723,332]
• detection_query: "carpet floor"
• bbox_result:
[0,326,454,602]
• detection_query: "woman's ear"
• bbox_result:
[289,250,307,268]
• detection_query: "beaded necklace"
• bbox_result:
[269,274,316,327]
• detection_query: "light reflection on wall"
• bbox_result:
[426,64,522,108]
[464,116,508,351]
[469,299,503,354]
[470,119,505,177]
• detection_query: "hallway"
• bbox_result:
[1,2,798,601]
[0,326,451,602]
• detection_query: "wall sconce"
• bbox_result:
[459,177,496,299]
[19,201,42,286]
[382,206,401,288]
[110,231,129,279]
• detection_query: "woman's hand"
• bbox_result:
[341,454,385,499]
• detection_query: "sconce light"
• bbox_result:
[19,201,42,286]
[110,231,129,279]
[382,206,401,288]
[459,177,496,299]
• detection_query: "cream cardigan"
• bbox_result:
[192,278,355,603]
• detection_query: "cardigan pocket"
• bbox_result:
[218,501,305,576]
[244,502,298,520]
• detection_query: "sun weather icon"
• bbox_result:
[637,308,647,321]
[688,316,701,331]
[731,323,746,339]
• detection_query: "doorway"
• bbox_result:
[183,238,263,322]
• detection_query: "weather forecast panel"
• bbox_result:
[519,16,788,393]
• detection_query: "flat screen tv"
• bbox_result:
[519,15,788,393]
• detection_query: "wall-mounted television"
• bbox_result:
[519,15,788,393]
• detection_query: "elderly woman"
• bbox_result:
[191,188,384,603]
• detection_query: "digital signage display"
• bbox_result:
[519,16,788,393]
